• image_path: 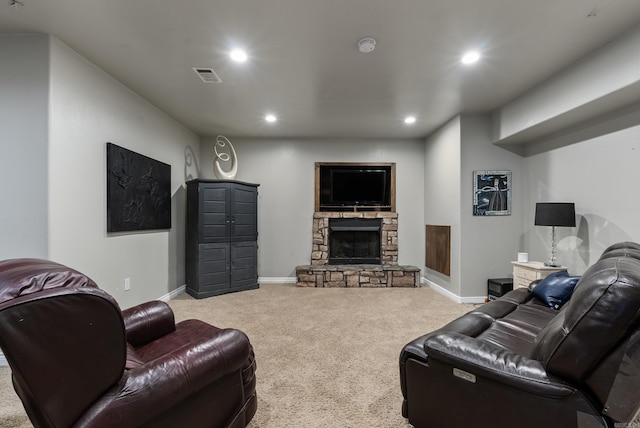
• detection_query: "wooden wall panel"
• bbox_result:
[425,225,451,277]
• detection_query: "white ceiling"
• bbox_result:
[2,0,640,139]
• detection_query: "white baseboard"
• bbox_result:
[159,284,186,302]
[421,277,486,304]
[258,277,297,284]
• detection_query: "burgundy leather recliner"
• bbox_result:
[400,242,640,428]
[0,258,257,428]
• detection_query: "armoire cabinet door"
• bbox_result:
[199,185,230,242]
[231,241,258,289]
[230,185,258,242]
[198,243,230,293]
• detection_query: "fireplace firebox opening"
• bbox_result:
[328,218,382,265]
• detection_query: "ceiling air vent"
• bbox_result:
[193,67,222,83]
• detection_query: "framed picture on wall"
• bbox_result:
[473,170,511,216]
[106,143,172,232]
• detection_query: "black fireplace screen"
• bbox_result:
[328,218,381,264]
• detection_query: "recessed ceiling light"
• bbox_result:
[229,49,248,63]
[461,51,480,65]
[404,116,416,124]
[265,114,277,123]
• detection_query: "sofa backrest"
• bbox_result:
[532,244,640,421]
[598,241,640,262]
[533,252,640,381]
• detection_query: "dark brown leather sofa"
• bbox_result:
[0,258,257,428]
[400,241,640,428]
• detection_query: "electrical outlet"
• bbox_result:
[124,278,131,291]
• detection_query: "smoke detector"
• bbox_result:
[358,37,376,53]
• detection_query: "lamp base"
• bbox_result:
[547,226,558,268]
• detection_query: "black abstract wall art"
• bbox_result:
[107,143,171,232]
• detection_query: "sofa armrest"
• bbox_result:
[424,332,576,398]
[76,328,252,427]
[121,301,176,346]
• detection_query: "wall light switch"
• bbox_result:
[124,278,131,291]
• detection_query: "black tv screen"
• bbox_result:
[106,143,171,232]
[331,169,386,204]
[319,165,391,208]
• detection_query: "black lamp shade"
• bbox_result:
[535,203,576,227]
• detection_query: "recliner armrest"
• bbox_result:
[424,332,576,398]
[76,328,252,427]
[122,300,176,346]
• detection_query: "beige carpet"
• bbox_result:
[171,284,474,427]
[0,284,473,427]
[3,284,636,427]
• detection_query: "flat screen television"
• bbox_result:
[318,164,392,210]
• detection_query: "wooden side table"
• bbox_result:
[511,261,566,289]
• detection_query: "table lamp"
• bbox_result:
[534,202,575,267]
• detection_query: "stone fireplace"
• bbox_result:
[295,161,419,288]
[311,212,397,265]
[296,211,419,288]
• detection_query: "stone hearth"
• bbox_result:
[296,264,420,288]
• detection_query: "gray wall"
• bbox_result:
[423,117,461,296]
[200,137,425,278]
[492,22,640,276]
[0,34,50,260]
[423,108,640,300]
[423,114,524,300]
[0,35,200,308]
[524,117,640,274]
[459,114,524,297]
[47,38,200,308]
